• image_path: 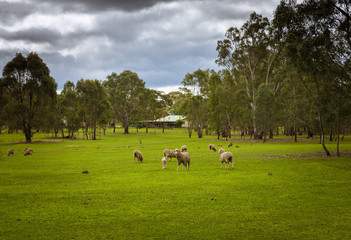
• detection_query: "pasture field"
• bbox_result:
[0,128,351,239]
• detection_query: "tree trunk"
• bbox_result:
[146,124,149,133]
[124,125,129,134]
[317,110,330,156]
[197,128,203,138]
[188,127,192,138]
[337,109,340,157]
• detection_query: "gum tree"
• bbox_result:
[0,53,57,142]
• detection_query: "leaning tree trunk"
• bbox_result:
[317,109,331,156]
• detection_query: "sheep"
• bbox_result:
[163,149,176,162]
[218,148,233,169]
[133,150,143,163]
[174,149,190,171]
[209,144,217,152]
[7,149,14,156]
[24,148,33,156]
[227,142,233,148]
[161,157,167,169]
[180,145,187,152]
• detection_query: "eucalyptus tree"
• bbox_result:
[181,69,211,138]
[216,12,281,138]
[0,53,57,142]
[273,0,351,156]
[105,70,146,134]
[61,81,82,138]
[76,79,110,140]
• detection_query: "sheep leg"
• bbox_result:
[187,162,190,170]
[183,163,187,171]
[177,162,181,171]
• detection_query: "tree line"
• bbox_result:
[0,0,350,157]
[170,0,351,156]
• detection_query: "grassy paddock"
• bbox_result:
[0,129,350,239]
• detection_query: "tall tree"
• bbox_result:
[105,70,146,134]
[0,53,57,142]
[61,81,82,138]
[181,69,210,138]
[76,79,110,140]
[216,12,280,138]
[273,0,351,156]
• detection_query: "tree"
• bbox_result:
[76,79,110,140]
[105,70,146,134]
[181,69,210,138]
[254,84,276,142]
[0,53,57,142]
[216,12,282,138]
[61,81,82,138]
[273,0,351,156]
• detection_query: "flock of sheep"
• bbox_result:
[133,142,235,171]
[7,143,235,171]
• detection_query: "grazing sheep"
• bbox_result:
[174,149,190,171]
[218,148,233,169]
[218,148,225,155]
[161,157,167,169]
[209,144,217,152]
[133,150,143,163]
[7,149,14,156]
[180,145,187,152]
[163,149,176,162]
[228,142,233,148]
[24,148,33,156]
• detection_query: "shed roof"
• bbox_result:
[153,115,186,122]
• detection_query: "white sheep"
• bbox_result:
[163,149,176,162]
[209,144,217,152]
[180,145,187,152]
[133,150,143,163]
[7,149,14,156]
[161,157,167,169]
[24,148,33,156]
[174,149,190,171]
[218,148,233,169]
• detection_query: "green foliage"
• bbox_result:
[105,70,146,134]
[76,79,110,140]
[0,53,57,142]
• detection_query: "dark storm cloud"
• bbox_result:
[0,0,281,90]
[0,1,34,24]
[34,0,174,12]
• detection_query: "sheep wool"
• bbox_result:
[180,145,187,152]
[24,148,33,156]
[209,144,217,152]
[133,150,143,163]
[161,157,167,169]
[218,149,233,169]
[174,149,190,171]
[163,149,176,162]
[7,149,14,156]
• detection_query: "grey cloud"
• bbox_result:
[34,0,174,12]
[0,2,34,24]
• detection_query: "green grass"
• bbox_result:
[0,129,350,239]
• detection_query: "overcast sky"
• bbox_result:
[0,0,280,92]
